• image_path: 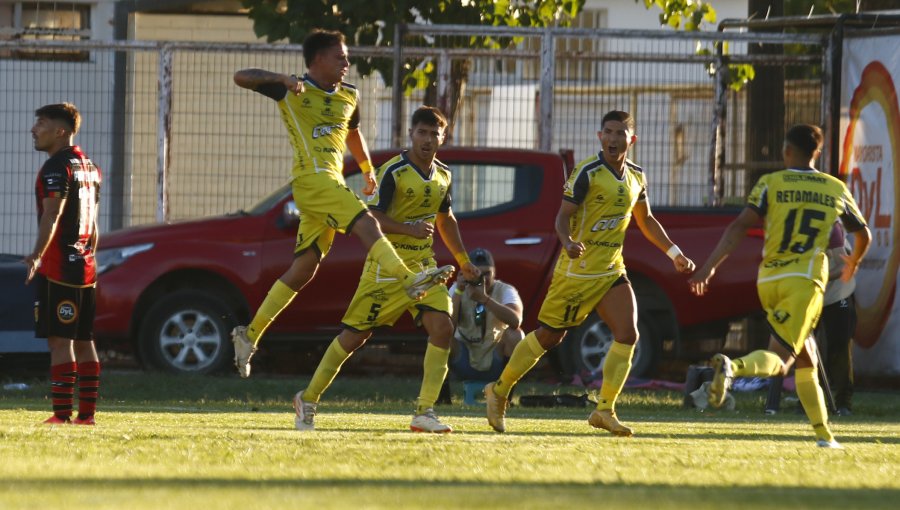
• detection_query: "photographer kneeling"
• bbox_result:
[449,248,525,386]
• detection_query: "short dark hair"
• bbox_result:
[785,124,824,159]
[302,29,346,68]
[601,110,635,132]
[411,106,448,130]
[35,103,80,134]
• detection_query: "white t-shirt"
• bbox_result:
[450,279,522,371]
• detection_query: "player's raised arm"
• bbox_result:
[632,200,695,274]
[233,68,303,95]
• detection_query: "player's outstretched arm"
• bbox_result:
[689,207,761,296]
[840,226,872,282]
[436,211,479,282]
[632,201,695,274]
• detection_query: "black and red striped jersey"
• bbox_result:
[34,145,102,286]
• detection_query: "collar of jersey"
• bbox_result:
[301,73,339,94]
[597,151,627,181]
[786,167,817,172]
[400,150,434,180]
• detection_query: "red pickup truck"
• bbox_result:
[94,147,764,376]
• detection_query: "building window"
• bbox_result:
[0,2,91,61]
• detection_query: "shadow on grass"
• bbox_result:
[1,478,898,508]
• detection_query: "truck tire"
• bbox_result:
[138,290,236,375]
[560,312,660,379]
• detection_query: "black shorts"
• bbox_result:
[34,275,96,341]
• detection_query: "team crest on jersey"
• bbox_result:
[366,289,389,303]
[405,188,415,198]
[302,97,311,107]
[773,309,791,324]
[424,185,432,196]
[57,300,78,324]
[324,96,332,105]
[617,185,625,195]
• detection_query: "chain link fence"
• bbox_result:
[0,26,826,255]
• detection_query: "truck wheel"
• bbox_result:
[138,291,235,375]
[561,312,660,379]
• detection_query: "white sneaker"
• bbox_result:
[231,326,257,378]
[816,439,844,449]
[410,408,452,433]
[404,265,455,300]
[293,391,317,431]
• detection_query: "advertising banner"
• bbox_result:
[839,33,900,375]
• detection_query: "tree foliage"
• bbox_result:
[241,0,584,83]
[640,0,717,31]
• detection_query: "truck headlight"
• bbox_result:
[96,243,154,274]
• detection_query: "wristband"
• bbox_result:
[359,160,374,174]
[666,245,683,261]
[454,252,471,267]
[454,287,464,296]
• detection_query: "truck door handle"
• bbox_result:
[505,237,542,246]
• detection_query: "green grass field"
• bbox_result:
[1,371,899,509]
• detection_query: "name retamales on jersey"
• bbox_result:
[749,168,865,287]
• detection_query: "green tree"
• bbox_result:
[241,0,584,141]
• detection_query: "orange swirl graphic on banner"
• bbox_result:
[839,60,900,348]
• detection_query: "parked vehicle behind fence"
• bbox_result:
[93,148,765,376]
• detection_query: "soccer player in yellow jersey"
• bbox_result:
[690,124,871,448]
[484,110,696,435]
[231,30,453,379]
[292,106,480,432]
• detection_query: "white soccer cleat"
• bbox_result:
[404,265,455,300]
[293,391,317,431]
[708,353,734,409]
[231,326,257,378]
[816,439,844,449]
[410,408,452,433]
[484,382,508,433]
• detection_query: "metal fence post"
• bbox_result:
[708,49,727,207]
[157,44,173,223]
[391,24,405,149]
[538,27,555,152]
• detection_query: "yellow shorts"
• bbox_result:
[291,171,368,258]
[537,271,625,330]
[340,271,451,332]
[757,277,823,355]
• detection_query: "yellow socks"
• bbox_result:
[369,237,415,280]
[247,279,297,346]
[732,350,785,378]
[795,366,835,442]
[494,332,545,399]
[596,341,635,411]
[301,338,351,404]
[416,343,450,414]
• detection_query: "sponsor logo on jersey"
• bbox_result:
[312,123,343,139]
[57,300,78,324]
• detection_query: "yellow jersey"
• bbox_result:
[366,151,452,271]
[747,168,866,287]
[559,152,647,278]
[255,74,360,179]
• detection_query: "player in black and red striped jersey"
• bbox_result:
[24,103,102,426]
